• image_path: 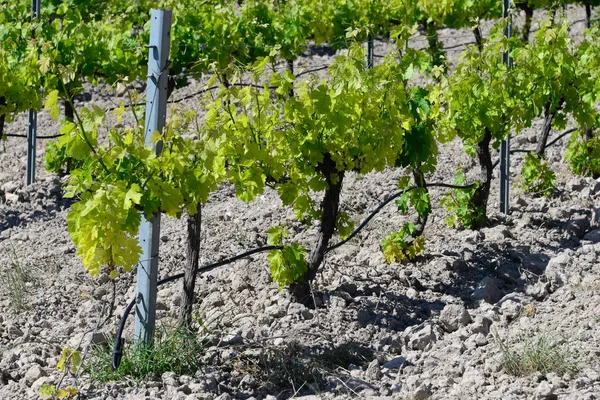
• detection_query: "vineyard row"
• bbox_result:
[1,0,600,344]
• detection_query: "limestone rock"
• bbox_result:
[439,304,472,333]
[24,365,46,385]
[407,324,440,351]
[534,381,557,400]
[526,280,550,300]
[583,229,600,243]
[365,359,382,380]
[470,315,493,335]
[545,252,573,288]
[473,277,503,304]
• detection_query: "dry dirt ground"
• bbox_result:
[1,6,600,400]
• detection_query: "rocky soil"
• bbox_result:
[1,5,600,400]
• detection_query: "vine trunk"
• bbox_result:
[536,99,563,157]
[0,96,5,141]
[287,59,294,98]
[471,129,493,228]
[473,26,483,52]
[411,167,429,237]
[520,4,534,43]
[64,92,75,174]
[179,203,202,329]
[424,20,443,68]
[290,153,344,306]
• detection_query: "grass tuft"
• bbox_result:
[84,325,205,383]
[496,332,579,376]
[0,243,31,310]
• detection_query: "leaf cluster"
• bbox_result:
[0,2,45,127]
[439,20,523,148]
[45,90,225,277]
[381,222,425,263]
[565,129,600,178]
[440,168,483,229]
[395,179,432,220]
[267,226,308,289]
[40,384,78,400]
[519,152,556,197]
[44,139,84,175]
[200,42,438,286]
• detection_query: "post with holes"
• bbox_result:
[134,9,172,347]
[26,0,41,186]
[499,0,512,214]
[367,34,374,69]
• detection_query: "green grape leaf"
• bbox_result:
[124,184,142,210]
[267,225,289,246]
[45,90,61,121]
[268,242,307,289]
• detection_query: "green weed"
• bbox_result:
[496,332,578,376]
[83,325,205,383]
[0,243,31,310]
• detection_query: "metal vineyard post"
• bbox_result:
[134,8,172,347]
[499,0,512,214]
[26,0,41,186]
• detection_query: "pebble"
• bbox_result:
[1,181,20,193]
[470,315,493,335]
[534,381,557,400]
[8,325,24,337]
[413,383,432,400]
[162,372,178,387]
[545,252,573,288]
[585,368,600,381]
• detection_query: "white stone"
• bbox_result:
[545,252,573,288]
[365,359,382,380]
[24,365,46,385]
[439,304,472,332]
[534,381,556,400]
[408,324,438,351]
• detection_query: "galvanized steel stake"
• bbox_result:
[26,0,41,186]
[134,9,172,347]
[499,0,512,214]
[367,35,374,69]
